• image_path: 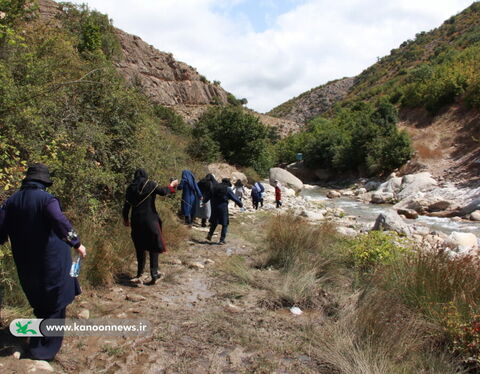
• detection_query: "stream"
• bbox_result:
[302,187,480,236]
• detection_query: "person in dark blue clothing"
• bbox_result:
[0,164,87,361]
[251,181,265,210]
[205,178,243,244]
[177,170,202,225]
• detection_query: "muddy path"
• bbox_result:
[0,213,335,374]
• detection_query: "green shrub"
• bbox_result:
[348,231,410,273]
[190,106,275,174]
[278,100,412,176]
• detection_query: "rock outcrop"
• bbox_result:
[268,78,355,123]
[114,29,229,107]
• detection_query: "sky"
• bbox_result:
[71,0,475,113]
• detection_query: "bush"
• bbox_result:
[348,231,411,273]
[277,100,412,176]
[190,106,275,175]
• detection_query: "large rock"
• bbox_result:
[446,232,478,254]
[327,190,341,199]
[397,172,438,200]
[372,210,412,236]
[207,163,245,182]
[470,210,480,221]
[393,192,456,215]
[377,177,402,194]
[365,181,381,192]
[459,199,480,216]
[397,208,419,219]
[371,191,395,204]
[269,168,304,192]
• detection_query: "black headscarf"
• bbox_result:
[213,178,230,199]
[126,169,156,206]
[198,174,217,197]
[234,179,243,188]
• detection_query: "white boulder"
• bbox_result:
[397,172,438,200]
[446,232,478,254]
[269,168,304,192]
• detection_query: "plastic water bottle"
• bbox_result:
[70,255,82,278]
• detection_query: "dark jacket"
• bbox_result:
[0,181,81,313]
[123,178,174,253]
[251,182,265,203]
[205,182,243,226]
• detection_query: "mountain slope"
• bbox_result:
[267,77,354,124]
[269,2,480,183]
[38,0,229,109]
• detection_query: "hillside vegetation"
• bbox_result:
[272,2,480,179]
[0,1,201,307]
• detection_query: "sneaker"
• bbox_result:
[219,239,226,245]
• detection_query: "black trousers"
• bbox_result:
[208,222,228,241]
[276,200,282,208]
[29,307,66,360]
[136,249,159,278]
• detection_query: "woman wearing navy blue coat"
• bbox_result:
[205,178,243,244]
[0,164,87,360]
[177,170,202,225]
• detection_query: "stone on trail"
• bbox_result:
[26,360,54,373]
[226,303,242,313]
[77,309,90,319]
[189,262,205,270]
[290,306,303,315]
[204,259,215,265]
[126,294,147,302]
[269,167,304,192]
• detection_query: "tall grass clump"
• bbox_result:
[260,214,349,308]
[372,249,480,369]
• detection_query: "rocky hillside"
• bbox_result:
[38,0,298,132]
[38,0,228,109]
[267,77,354,124]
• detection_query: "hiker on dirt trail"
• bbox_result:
[123,169,178,285]
[196,174,217,227]
[0,163,87,361]
[205,178,243,245]
[251,181,265,210]
[274,180,282,208]
[233,179,246,205]
[177,170,202,226]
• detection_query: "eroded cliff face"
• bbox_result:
[38,0,228,109]
[113,29,228,107]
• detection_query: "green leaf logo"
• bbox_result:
[15,320,37,335]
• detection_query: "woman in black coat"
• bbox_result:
[123,169,178,285]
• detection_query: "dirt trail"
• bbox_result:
[0,213,332,374]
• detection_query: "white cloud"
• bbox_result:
[72,0,475,112]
